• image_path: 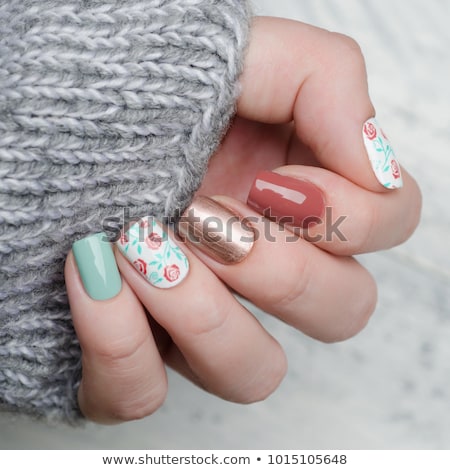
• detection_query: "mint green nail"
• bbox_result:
[72,233,121,301]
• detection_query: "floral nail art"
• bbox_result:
[363,118,403,189]
[117,217,189,288]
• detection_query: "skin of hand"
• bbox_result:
[64,17,422,424]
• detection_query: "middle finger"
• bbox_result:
[178,195,378,343]
[115,218,287,403]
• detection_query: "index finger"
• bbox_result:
[238,17,403,192]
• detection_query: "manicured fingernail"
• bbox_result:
[177,196,255,265]
[246,171,325,228]
[363,117,403,189]
[72,233,122,301]
[116,217,189,288]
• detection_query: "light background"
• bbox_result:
[1,0,450,449]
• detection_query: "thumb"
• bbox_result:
[238,17,403,191]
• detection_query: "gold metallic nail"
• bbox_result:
[177,196,255,265]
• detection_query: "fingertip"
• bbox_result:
[320,266,377,344]
[240,17,405,192]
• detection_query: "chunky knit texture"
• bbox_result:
[0,0,250,422]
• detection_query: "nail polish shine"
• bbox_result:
[247,171,325,228]
[72,233,122,301]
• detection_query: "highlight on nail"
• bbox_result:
[72,232,122,301]
[362,117,403,189]
[116,217,189,289]
[247,170,325,229]
[177,196,255,265]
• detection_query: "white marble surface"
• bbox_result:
[1,0,450,449]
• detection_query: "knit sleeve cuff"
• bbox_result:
[0,0,251,422]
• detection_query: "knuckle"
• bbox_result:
[399,178,423,244]
[90,332,148,370]
[345,176,423,254]
[330,33,364,63]
[79,378,167,424]
[260,251,310,309]
[81,334,169,422]
[178,290,230,338]
[324,275,377,343]
[323,32,366,76]
[350,202,379,254]
[229,349,288,404]
[110,384,167,422]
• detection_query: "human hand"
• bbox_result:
[64,17,421,423]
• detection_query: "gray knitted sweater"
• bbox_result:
[0,0,250,422]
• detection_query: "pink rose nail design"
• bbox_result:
[117,217,189,289]
[163,264,181,283]
[133,258,147,275]
[145,232,163,250]
[362,117,403,189]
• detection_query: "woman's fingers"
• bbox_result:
[63,17,422,424]
[178,196,377,343]
[239,17,402,192]
[65,234,167,423]
[114,218,287,404]
[246,166,422,255]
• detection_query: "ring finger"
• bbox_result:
[245,165,422,256]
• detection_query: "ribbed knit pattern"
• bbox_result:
[0,0,250,421]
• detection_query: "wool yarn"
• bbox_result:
[0,0,250,421]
